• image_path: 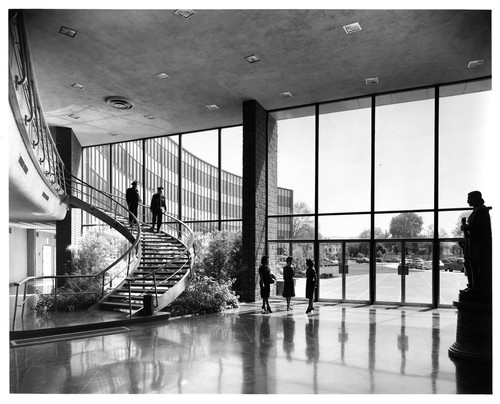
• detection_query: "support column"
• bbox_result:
[52,126,82,276]
[241,100,277,302]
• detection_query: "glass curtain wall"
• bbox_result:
[82,126,247,236]
[144,136,179,221]
[82,145,110,227]
[267,78,492,307]
[438,81,494,305]
[181,130,219,232]
[268,107,315,288]
[374,89,435,305]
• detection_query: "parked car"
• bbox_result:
[423,260,445,270]
[386,257,401,263]
[411,258,424,269]
[356,257,369,263]
[442,258,465,272]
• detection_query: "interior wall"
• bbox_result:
[9,226,56,287]
[9,226,28,285]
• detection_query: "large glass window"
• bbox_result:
[272,107,316,215]
[375,89,435,211]
[319,98,372,213]
[145,136,179,219]
[266,80,491,306]
[181,130,219,222]
[439,81,494,209]
[221,126,243,221]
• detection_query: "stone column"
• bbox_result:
[52,126,82,276]
[241,100,277,302]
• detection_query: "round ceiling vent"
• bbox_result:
[105,96,134,110]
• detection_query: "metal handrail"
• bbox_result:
[11,176,142,330]
[8,10,66,199]
[105,195,195,309]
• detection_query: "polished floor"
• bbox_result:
[9,300,492,394]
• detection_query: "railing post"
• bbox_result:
[21,284,28,318]
[127,278,132,318]
[54,280,58,317]
[153,273,158,308]
[102,273,106,297]
[12,284,20,331]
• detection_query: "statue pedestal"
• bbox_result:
[448,300,492,394]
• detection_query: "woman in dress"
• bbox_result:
[282,256,295,310]
[305,259,317,313]
[259,256,274,313]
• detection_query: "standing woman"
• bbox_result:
[259,256,274,313]
[305,259,317,313]
[282,256,295,310]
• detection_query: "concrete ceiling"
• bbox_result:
[23,9,491,148]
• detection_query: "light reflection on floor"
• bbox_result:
[9,301,483,394]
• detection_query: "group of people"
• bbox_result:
[259,255,317,314]
[125,181,166,232]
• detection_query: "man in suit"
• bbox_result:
[125,180,141,225]
[150,186,166,233]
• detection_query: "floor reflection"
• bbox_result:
[10,303,481,394]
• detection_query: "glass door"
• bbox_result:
[318,242,370,303]
[375,241,403,303]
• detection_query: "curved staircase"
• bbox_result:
[96,226,193,314]
[9,11,194,330]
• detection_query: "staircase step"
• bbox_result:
[99,301,143,309]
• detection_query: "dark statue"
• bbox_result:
[459,191,492,303]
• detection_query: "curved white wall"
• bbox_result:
[8,108,67,222]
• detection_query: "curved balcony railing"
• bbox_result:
[8,10,66,198]
[11,175,142,331]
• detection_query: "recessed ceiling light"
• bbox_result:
[144,115,155,120]
[365,77,379,84]
[109,132,119,137]
[59,26,77,38]
[467,59,484,68]
[280,92,293,98]
[156,72,171,80]
[175,9,196,19]
[71,82,86,90]
[105,96,134,110]
[206,105,219,111]
[68,113,80,119]
[244,54,261,63]
[343,22,362,34]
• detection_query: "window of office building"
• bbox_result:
[145,136,179,219]
[221,126,243,222]
[181,130,219,223]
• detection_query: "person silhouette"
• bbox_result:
[259,256,275,313]
[305,259,317,313]
[150,186,166,232]
[125,180,141,225]
[282,256,295,310]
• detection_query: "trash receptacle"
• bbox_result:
[142,294,155,316]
